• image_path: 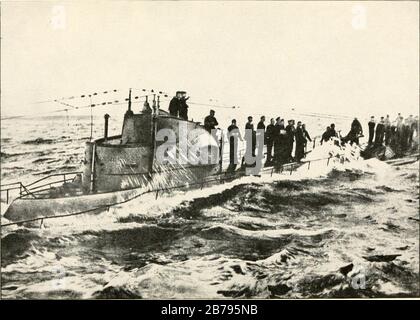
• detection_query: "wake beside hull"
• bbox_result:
[2,162,303,224]
[3,187,144,222]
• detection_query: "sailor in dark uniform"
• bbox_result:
[168,91,182,117]
[401,118,411,151]
[204,109,219,133]
[384,115,391,146]
[410,115,418,146]
[257,116,266,131]
[302,124,312,155]
[350,118,363,145]
[407,115,415,146]
[256,116,266,163]
[265,118,276,165]
[321,126,331,145]
[245,116,256,158]
[295,121,306,162]
[329,123,338,139]
[178,91,190,120]
[285,120,296,162]
[374,117,385,146]
[273,118,287,165]
[227,119,242,172]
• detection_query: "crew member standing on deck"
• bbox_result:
[168,91,182,117]
[257,116,266,131]
[352,118,363,135]
[295,121,306,162]
[285,120,296,162]
[278,119,288,165]
[257,116,266,162]
[410,116,418,147]
[351,118,363,145]
[204,110,218,133]
[368,116,376,145]
[204,110,219,165]
[245,116,256,158]
[384,115,391,146]
[396,115,404,150]
[343,120,361,145]
[227,119,242,172]
[329,123,338,139]
[273,117,282,164]
[402,117,411,150]
[321,126,331,145]
[178,91,189,120]
[265,118,275,165]
[389,119,398,148]
[407,115,415,146]
[374,117,385,146]
[302,124,312,155]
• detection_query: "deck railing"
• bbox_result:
[1,171,82,204]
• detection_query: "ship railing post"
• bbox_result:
[155,190,159,200]
[6,189,9,204]
[218,129,224,174]
[308,161,311,170]
[327,157,331,166]
[290,163,293,175]
[90,143,96,193]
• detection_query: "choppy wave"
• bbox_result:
[0,116,418,299]
[1,156,418,299]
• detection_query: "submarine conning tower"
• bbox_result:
[81,90,220,194]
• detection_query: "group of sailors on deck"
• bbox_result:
[313,114,418,155]
[168,92,418,170]
[224,115,313,171]
[367,114,418,153]
[168,93,313,169]
[196,109,314,171]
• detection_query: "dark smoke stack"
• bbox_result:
[128,88,132,112]
[125,88,133,117]
[104,113,110,141]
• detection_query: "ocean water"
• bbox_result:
[0,115,419,299]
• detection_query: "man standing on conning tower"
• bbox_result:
[168,91,182,117]
[178,91,190,120]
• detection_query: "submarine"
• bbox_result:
[3,90,224,223]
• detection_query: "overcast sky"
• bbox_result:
[1,1,418,120]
